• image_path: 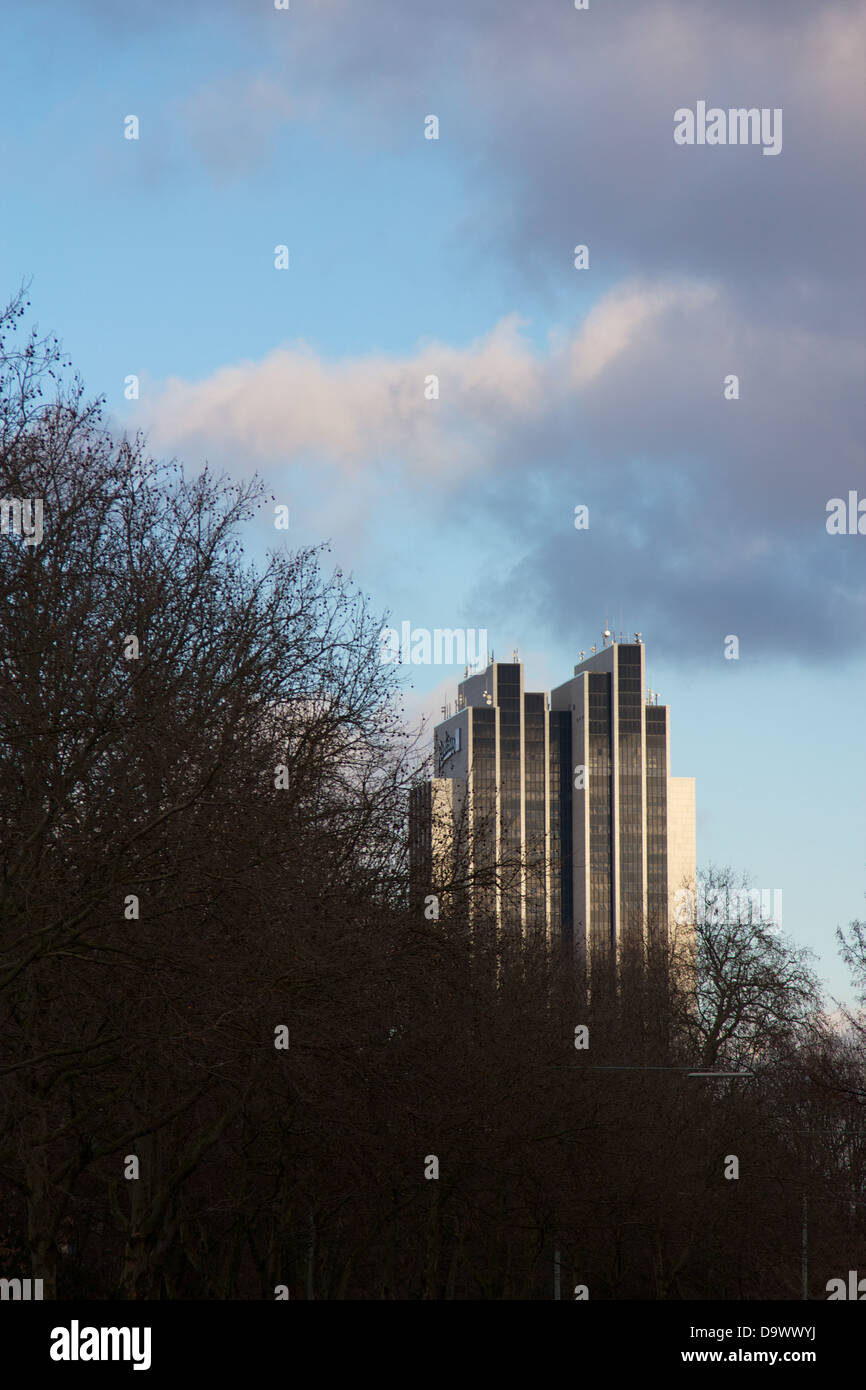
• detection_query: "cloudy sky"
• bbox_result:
[2,0,864,998]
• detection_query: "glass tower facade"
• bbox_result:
[588,673,613,953]
[617,645,644,942]
[645,705,669,941]
[412,639,694,967]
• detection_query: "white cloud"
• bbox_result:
[142,313,545,480]
[569,282,717,386]
[139,273,864,542]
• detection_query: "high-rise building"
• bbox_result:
[550,636,695,967]
[409,635,695,970]
[409,655,571,940]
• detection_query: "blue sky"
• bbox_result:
[2,0,864,1002]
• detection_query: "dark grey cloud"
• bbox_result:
[80,0,866,660]
[297,0,866,321]
[77,0,866,318]
[440,281,866,661]
[465,488,866,667]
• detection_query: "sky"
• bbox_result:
[2,0,864,1002]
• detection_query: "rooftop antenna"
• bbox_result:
[602,627,612,647]
[512,647,519,663]
[591,644,597,654]
[579,650,585,662]
[634,631,642,644]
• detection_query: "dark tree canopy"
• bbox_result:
[1,291,863,1301]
